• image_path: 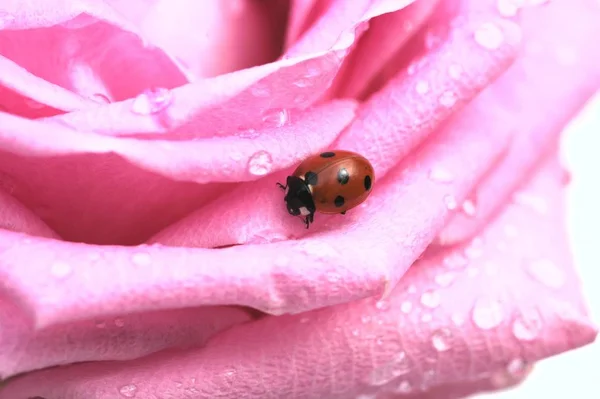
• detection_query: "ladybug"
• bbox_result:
[277,150,375,228]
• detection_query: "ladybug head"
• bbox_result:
[283,175,316,217]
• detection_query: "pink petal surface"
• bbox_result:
[284,0,322,49]
[436,0,600,246]
[1,157,594,398]
[0,187,58,239]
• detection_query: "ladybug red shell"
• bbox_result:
[277,150,375,228]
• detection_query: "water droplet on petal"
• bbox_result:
[361,315,372,324]
[131,88,172,115]
[91,93,111,104]
[448,64,463,80]
[512,308,543,341]
[415,80,430,95]
[400,301,413,314]
[50,261,72,279]
[394,380,413,394]
[434,271,457,287]
[421,290,441,309]
[497,0,521,17]
[424,30,443,49]
[443,194,458,210]
[114,317,126,328]
[474,22,505,50]
[512,192,548,214]
[293,78,311,88]
[431,328,453,351]
[421,313,433,322]
[238,128,260,139]
[261,108,290,127]
[443,253,468,269]
[131,251,152,266]
[119,384,138,397]
[439,91,457,108]
[461,198,477,216]
[428,167,454,183]
[366,352,411,386]
[351,328,360,337]
[526,258,565,288]
[451,313,465,326]
[464,237,485,259]
[247,150,273,176]
[472,297,504,330]
[506,358,527,376]
[375,300,390,311]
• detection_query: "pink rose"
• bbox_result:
[0,0,598,397]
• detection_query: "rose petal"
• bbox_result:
[0,187,58,239]
[284,0,322,49]
[0,0,186,114]
[331,0,441,99]
[150,14,520,248]
[437,0,600,246]
[0,78,514,327]
[0,302,251,378]
[1,156,593,399]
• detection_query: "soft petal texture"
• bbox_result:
[0,187,58,239]
[436,1,600,246]
[1,156,594,398]
[0,303,252,377]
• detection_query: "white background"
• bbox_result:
[474,91,600,398]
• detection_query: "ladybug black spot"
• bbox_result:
[364,175,372,191]
[305,171,318,186]
[334,195,345,207]
[337,168,349,185]
[320,151,336,158]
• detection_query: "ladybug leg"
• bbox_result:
[304,213,314,229]
[276,182,287,190]
[340,211,346,215]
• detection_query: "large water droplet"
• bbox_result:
[448,64,463,80]
[247,150,273,176]
[420,290,441,309]
[439,91,458,108]
[472,297,504,330]
[428,167,455,183]
[525,258,565,288]
[261,108,290,127]
[431,328,453,351]
[119,384,138,397]
[131,88,172,115]
[512,309,543,341]
[131,251,152,266]
[434,271,457,287]
[443,194,458,210]
[461,198,477,216]
[50,261,72,279]
[415,80,430,95]
[400,301,413,314]
[366,352,411,386]
[474,22,505,50]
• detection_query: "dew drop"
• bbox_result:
[421,313,433,322]
[461,198,477,216]
[91,93,111,104]
[131,251,152,266]
[261,108,290,127]
[443,194,458,210]
[506,358,527,376]
[300,317,310,324]
[50,261,72,279]
[496,0,521,17]
[131,88,172,115]
[448,64,463,80]
[443,253,468,269]
[420,290,441,309]
[119,384,138,397]
[293,78,311,88]
[464,237,484,259]
[114,317,126,328]
[351,329,360,337]
[400,301,413,314]
[424,30,443,49]
[247,150,273,176]
[434,271,457,287]
[439,91,457,108]
[361,315,372,324]
[472,297,504,330]
[451,313,465,326]
[525,258,565,288]
[428,167,455,183]
[474,22,505,50]
[415,80,430,95]
[366,352,411,386]
[512,309,543,341]
[394,380,413,394]
[375,300,390,311]
[431,328,453,351]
